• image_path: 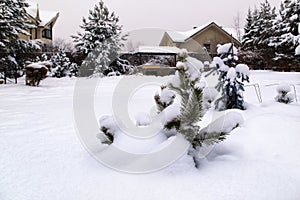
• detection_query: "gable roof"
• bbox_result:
[26,1,59,27]
[165,22,242,44]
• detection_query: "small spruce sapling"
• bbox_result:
[154,49,242,167]
[212,43,250,110]
[97,49,243,168]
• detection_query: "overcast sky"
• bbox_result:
[32,0,281,43]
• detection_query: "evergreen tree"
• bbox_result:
[0,0,42,79]
[242,7,260,51]
[213,44,250,110]
[0,0,29,52]
[98,50,242,168]
[72,0,128,76]
[50,50,78,78]
[242,8,254,50]
[153,50,241,167]
[255,0,277,49]
[270,0,299,64]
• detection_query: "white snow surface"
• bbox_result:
[135,112,152,126]
[1,71,300,200]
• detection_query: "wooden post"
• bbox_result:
[174,54,177,67]
[4,68,7,84]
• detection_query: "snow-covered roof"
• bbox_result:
[26,1,59,27]
[165,22,242,43]
[136,46,182,54]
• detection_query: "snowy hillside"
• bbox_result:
[1,71,300,200]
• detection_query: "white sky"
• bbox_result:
[32,0,281,42]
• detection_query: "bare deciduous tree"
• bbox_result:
[53,38,75,53]
[233,11,243,42]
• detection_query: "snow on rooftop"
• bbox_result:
[26,1,59,26]
[136,46,182,54]
[166,22,243,43]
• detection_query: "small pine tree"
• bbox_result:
[154,50,241,167]
[213,43,250,111]
[50,50,78,78]
[98,50,242,168]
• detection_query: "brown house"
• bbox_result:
[19,2,59,45]
[159,22,241,57]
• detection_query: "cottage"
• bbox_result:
[18,2,59,45]
[159,22,241,57]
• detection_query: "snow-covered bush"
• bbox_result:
[212,43,250,111]
[275,83,294,104]
[50,50,78,78]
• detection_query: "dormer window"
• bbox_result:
[42,23,52,39]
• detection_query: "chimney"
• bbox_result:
[36,4,40,21]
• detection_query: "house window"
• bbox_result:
[30,29,32,39]
[204,43,211,53]
[42,23,53,39]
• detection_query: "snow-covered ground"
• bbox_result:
[1,71,300,200]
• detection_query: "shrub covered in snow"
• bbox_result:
[211,43,250,111]
[275,83,294,104]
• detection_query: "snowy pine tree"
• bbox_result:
[153,50,241,167]
[0,0,42,78]
[98,50,243,168]
[50,50,78,78]
[270,0,299,64]
[254,0,277,50]
[0,0,30,52]
[72,0,128,76]
[242,7,260,51]
[213,44,250,110]
[242,8,254,50]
